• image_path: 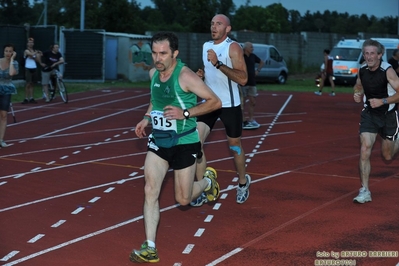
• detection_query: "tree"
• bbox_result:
[0,0,33,25]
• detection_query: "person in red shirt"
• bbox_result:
[315,49,336,96]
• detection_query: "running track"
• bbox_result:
[0,88,398,266]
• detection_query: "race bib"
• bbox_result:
[150,110,177,131]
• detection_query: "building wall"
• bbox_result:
[2,25,398,82]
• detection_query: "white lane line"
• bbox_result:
[129,172,138,176]
[72,151,80,154]
[220,193,228,199]
[60,156,68,160]
[27,234,45,243]
[89,197,101,203]
[71,207,84,214]
[7,91,149,127]
[205,248,243,266]
[0,251,19,262]
[0,181,7,186]
[31,167,41,172]
[1,171,291,266]
[204,215,213,222]
[104,187,114,193]
[71,207,85,214]
[51,220,66,228]
[213,203,221,210]
[1,152,146,180]
[32,103,148,139]
[194,228,205,237]
[114,134,120,138]
[13,174,25,179]
[0,173,144,213]
[47,161,56,165]
[116,179,126,184]
[182,244,195,254]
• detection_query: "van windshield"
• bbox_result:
[330,48,362,61]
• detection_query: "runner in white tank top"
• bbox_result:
[193,14,252,206]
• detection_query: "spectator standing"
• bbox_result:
[22,38,41,104]
[315,49,335,96]
[240,41,264,130]
[0,44,18,148]
[40,44,64,102]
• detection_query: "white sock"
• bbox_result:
[204,177,212,191]
[146,240,155,248]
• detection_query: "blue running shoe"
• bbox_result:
[190,192,208,207]
[236,174,251,204]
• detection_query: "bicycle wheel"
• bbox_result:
[57,79,68,103]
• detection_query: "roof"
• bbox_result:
[97,32,151,39]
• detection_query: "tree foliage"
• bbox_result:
[0,0,397,35]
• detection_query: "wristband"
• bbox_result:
[143,113,151,122]
[383,98,388,105]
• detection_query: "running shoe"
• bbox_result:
[353,187,372,204]
[190,192,208,207]
[129,241,159,263]
[329,92,336,96]
[21,99,29,104]
[203,167,220,202]
[29,98,37,103]
[0,140,7,148]
[243,120,260,130]
[314,91,322,96]
[236,174,251,204]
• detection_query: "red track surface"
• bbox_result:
[1,88,398,266]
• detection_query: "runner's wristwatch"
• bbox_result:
[215,61,223,69]
[183,109,190,119]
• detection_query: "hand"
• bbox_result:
[196,69,204,79]
[206,49,217,66]
[353,92,362,103]
[135,120,149,138]
[369,98,383,108]
[11,52,16,60]
[163,105,182,120]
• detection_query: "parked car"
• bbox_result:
[241,43,289,84]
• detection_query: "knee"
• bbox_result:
[382,150,393,161]
[175,195,190,206]
[229,145,242,155]
[0,112,7,121]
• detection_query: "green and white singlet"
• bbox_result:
[150,59,199,145]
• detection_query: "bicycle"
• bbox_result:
[49,69,68,103]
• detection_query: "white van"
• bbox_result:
[329,38,399,85]
[241,43,289,84]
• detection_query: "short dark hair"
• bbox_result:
[3,43,15,50]
[151,32,179,55]
[324,49,330,54]
[393,49,399,56]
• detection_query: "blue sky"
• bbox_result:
[136,0,398,18]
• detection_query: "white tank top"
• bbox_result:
[203,37,240,108]
[25,54,37,69]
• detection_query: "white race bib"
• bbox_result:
[150,110,177,131]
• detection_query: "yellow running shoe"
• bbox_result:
[204,167,220,202]
[129,241,159,263]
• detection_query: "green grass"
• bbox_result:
[256,76,353,93]
[12,76,353,103]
